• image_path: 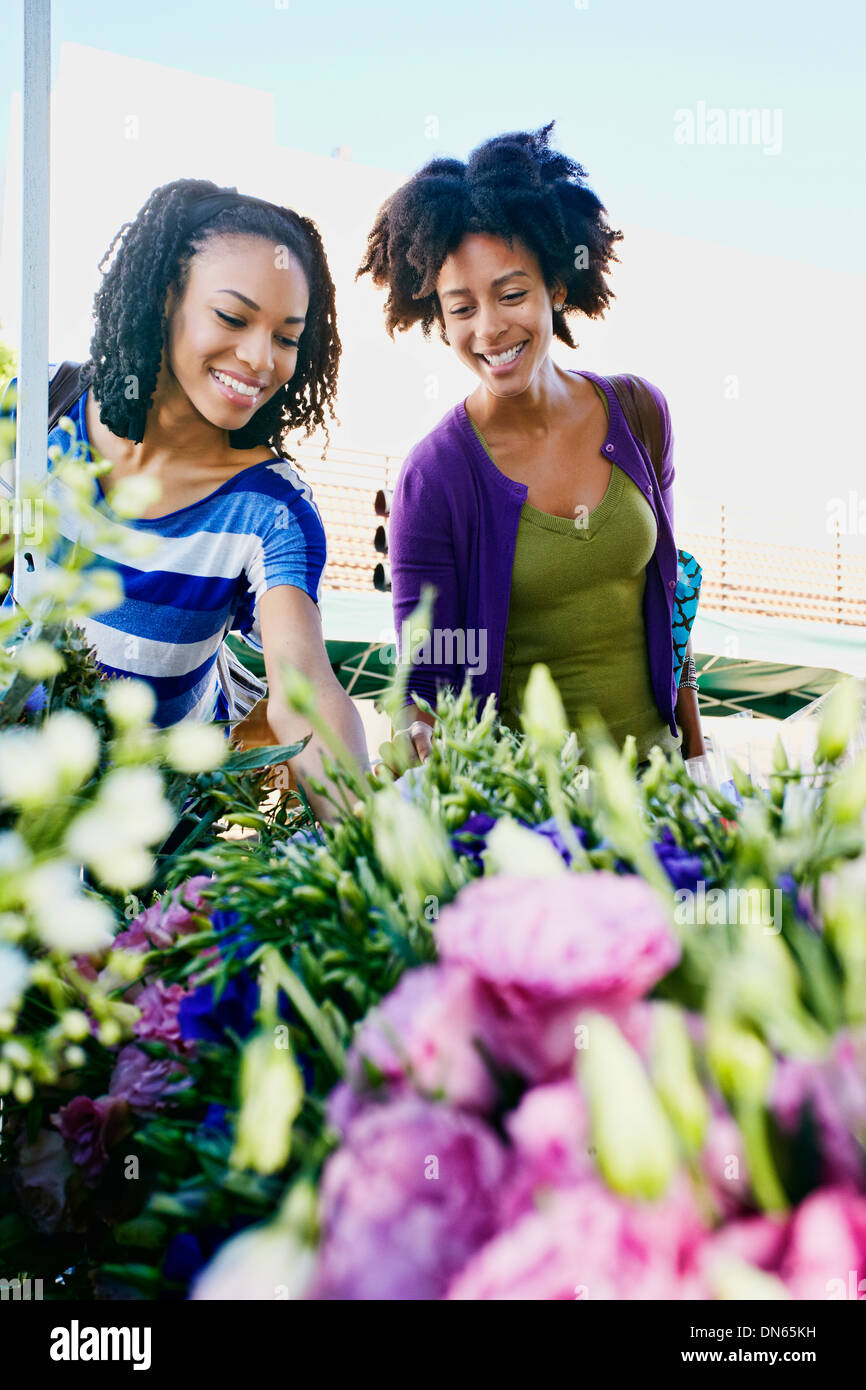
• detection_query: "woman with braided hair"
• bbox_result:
[358,123,704,766]
[1,179,370,821]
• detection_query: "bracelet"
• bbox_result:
[678,679,700,691]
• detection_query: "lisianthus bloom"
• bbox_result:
[653,825,704,892]
[771,1030,866,1189]
[447,1178,707,1301]
[694,1188,866,1299]
[108,1044,192,1113]
[435,872,680,1081]
[335,964,496,1119]
[133,980,194,1054]
[178,969,259,1046]
[114,875,213,954]
[311,1098,508,1301]
[51,1094,131,1185]
[496,1080,594,1227]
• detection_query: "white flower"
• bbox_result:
[96,767,175,844]
[23,863,115,952]
[17,641,65,680]
[0,730,61,808]
[190,1220,316,1301]
[105,678,156,730]
[164,721,226,774]
[0,831,31,875]
[482,816,567,877]
[0,945,30,1011]
[107,474,162,519]
[80,568,124,614]
[42,711,100,790]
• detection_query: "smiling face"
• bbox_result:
[163,233,310,429]
[435,233,564,398]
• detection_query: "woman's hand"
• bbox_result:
[391,718,434,768]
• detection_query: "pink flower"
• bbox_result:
[115,875,212,954]
[694,1189,866,1299]
[434,872,680,1081]
[497,1080,595,1226]
[133,980,193,1054]
[447,1179,708,1301]
[51,1094,130,1185]
[339,965,496,1115]
[771,1030,866,1189]
[108,1044,192,1113]
[311,1098,509,1300]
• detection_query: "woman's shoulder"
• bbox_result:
[400,402,473,474]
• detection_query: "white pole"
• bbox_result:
[14,0,51,611]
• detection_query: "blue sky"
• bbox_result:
[1,0,864,275]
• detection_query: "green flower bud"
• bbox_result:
[579,1012,680,1201]
[816,677,865,764]
[521,664,567,752]
[649,1004,710,1157]
[706,1019,773,1106]
[231,1031,304,1175]
[709,1257,791,1301]
[482,816,567,878]
[372,786,456,918]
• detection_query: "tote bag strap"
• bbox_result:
[48,361,91,433]
[605,373,666,488]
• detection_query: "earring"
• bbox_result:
[553,301,564,312]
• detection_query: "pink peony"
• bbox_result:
[434,872,680,1081]
[133,980,193,1054]
[447,1178,708,1300]
[311,1097,509,1300]
[51,1094,130,1185]
[108,1044,192,1113]
[338,964,496,1115]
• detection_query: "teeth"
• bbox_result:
[484,343,525,367]
[213,370,262,397]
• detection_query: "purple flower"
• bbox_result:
[108,1044,192,1113]
[447,1179,708,1301]
[51,1094,130,1185]
[23,683,47,714]
[777,873,822,932]
[434,872,681,1081]
[449,812,587,870]
[178,969,259,1046]
[311,1098,508,1300]
[337,965,496,1117]
[653,825,704,891]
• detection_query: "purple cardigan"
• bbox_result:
[389,369,680,738]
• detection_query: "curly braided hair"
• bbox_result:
[357,123,623,348]
[86,178,340,450]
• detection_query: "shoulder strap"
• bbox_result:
[48,361,89,433]
[605,374,665,488]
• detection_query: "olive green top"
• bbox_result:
[471,383,681,761]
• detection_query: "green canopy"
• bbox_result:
[226,592,866,718]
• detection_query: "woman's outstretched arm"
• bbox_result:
[257,584,371,823]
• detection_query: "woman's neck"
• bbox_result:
[468,356,576,440]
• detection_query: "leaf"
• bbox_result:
[222,738,310,772]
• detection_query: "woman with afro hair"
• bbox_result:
[358,123,704,766]
[2,179,370,820]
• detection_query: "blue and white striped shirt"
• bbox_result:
[1,371,327,727]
